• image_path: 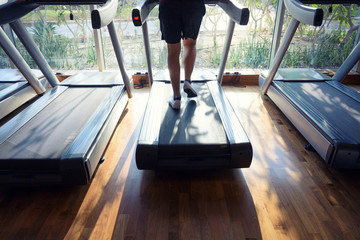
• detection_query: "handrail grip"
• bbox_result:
[91,0,118,29]
[0,0,39,25]
[132,0,249,27]
[284,0,323,27]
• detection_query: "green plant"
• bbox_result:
[239,38,271,69]
[309,30,356,68]
[86,43,97,67]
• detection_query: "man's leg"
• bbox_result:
[183,38,197,81]
[167,42,181,99]
[183,37,198,97]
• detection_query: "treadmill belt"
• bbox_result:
[274,81,360,143]
[159,82,229,157]
[0,87,111,160]
[136,80,252,169]
[160,82,227,145]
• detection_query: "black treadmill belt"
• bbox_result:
[274,81,360,143]
[0,87,110,160]
[159,83,227,145]
[136,81,252,169]
[158,82,229,158]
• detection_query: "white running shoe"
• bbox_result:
[183,80,197,98]
[169,97,181,110]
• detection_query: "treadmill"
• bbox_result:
[259,0,360,168]
[132,0,253,170]
[0,0,132,185]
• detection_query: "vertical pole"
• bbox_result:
[269,0,285,66]
[2,24,16,69]
[142,21,153,86]
[352,26,360,73]
[90,5,105,72]
[0,28,46,94]
[217,19,235,85]
[108,21,133,98]
[333,41,360,82]
[10,19,59,87]
[261,18,299,95]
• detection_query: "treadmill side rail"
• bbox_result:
[61,86,127,176]
[207,81,253,168]
[136,82,165,169]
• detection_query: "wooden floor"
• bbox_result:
[1,85,360,240]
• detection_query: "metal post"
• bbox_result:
[261,18,299,95]
[353,25,360,73]
[333,41,360,82]
[269,0,285,66]
[142,21,153,86]
[2,24,16,69]
[107,21,133,98]
[10,19,59,87]
[90,5,105,72]
[0,28,46,94]
[217,19,235,85]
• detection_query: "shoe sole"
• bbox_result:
[169,101,180,110]
[184,88,197,98]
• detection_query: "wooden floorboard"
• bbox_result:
[0,86,360,240]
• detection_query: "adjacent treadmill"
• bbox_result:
[0,0,132,185]
[132,0,253,170]
[259,0,360,168]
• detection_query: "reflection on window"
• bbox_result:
[0,2,359,72]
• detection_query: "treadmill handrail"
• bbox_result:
[25,0,107,4]
[261,0,323,94]
[132,0,249,27]
[0,28,46,94]
[333,41,360,82]
[0,0,39,25]
[91,0,118,29]
[299,0,360,4]
[284,0,323,27]
[216,0,249,25]
[132,0,158,27]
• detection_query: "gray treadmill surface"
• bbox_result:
[0,83,13,92]
[0,68,44,94]
[0,69,43,82]
[260,68,360,167]
[273,80,360,143]
[273,68,331,81]
[0,71,128,184]
[0,69,46,112]
[136,79,252,169]
[61,71,124,86]
[158,82,229,156]
[0,87,110,160]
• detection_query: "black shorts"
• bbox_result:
[159,1,206,44]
